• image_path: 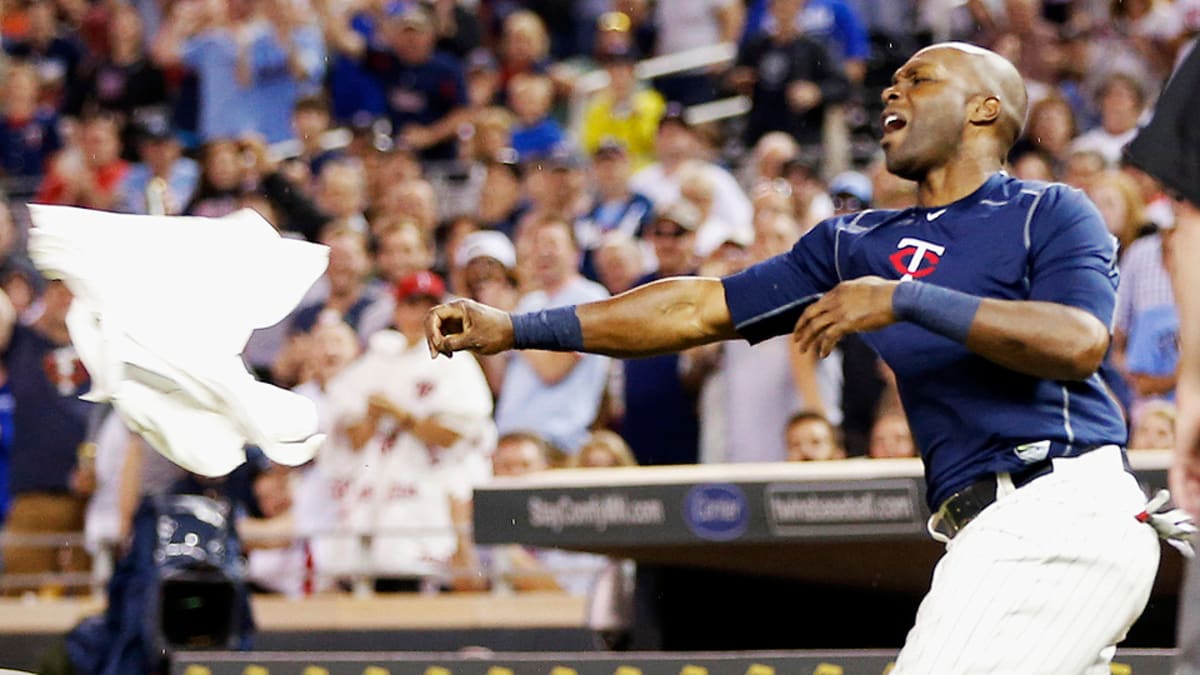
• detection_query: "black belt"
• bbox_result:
[936,458,1056,539]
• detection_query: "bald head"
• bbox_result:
[916,42,1028,150]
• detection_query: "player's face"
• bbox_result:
[880,49,972,180]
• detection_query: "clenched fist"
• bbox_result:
[425,298,515,358]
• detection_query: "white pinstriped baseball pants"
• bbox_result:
[893,446,1161,674]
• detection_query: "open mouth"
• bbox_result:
[882,112,908,135]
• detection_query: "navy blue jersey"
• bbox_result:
[722,173,1126,509]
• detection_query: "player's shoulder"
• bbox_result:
[813,207,908,239]
[1003,176,1090,210]
[1015,178,1112,254]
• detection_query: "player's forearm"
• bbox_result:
[427,279,738,359]
[1174,205,1200,392]
[965,299,1109,381]
[575,277,738,358]
[888,280,1108,381]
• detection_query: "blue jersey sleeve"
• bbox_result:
[720,219,840,344]
[1027,184,1120,328]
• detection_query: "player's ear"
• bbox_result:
[968,95,1003,127]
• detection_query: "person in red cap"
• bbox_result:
[317,269,496,591]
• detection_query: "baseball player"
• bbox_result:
[1124,37,1200,673]
[427,42,1192,672]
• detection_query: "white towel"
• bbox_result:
[27,205,329,477]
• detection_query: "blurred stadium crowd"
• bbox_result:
[0,0,1192,620]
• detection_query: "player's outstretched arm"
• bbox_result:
[425,277,738,359]
[1171,200,1200,518]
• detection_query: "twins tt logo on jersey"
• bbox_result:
[889,237,946,280]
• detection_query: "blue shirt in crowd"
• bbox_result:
[0,381,14,524]
[289,295,376,337]
[743,0,870,63]
[329,13,388,122]
[722,173,1126,509]
[1127,304,1179,401]
[621,271,701,466]
[496,277,611,453]
[0,110,61,180]
[182,30,254,141]
[117,157,200,215]
[246,23,327,143]
[4,324,94,495]
[511,118,566,161]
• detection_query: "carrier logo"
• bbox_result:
[889,237,945,280]
[683,483,748,541]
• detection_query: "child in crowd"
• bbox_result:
[869,412,916,459]
[784,411,844,462]
[1129,399,1176,451]
[507,73,564,161]
[572,429,638,468]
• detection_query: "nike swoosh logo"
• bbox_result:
[926,209,947,221]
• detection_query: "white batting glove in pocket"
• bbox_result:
[1137,489,1197,558]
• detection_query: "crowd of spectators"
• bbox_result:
[0,0,1193,610]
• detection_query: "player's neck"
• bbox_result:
[916,157,1003,208]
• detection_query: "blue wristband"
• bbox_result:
[510,306,585,351]
[892,281,981,344]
